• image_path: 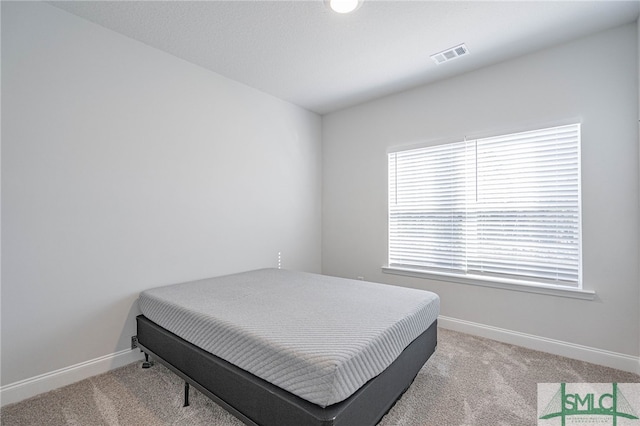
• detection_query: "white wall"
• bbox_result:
[323,24,640,367]
[1,0,321,395]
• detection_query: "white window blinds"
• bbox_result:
[389,123,581,287]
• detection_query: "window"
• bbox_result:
[388,123,581,288]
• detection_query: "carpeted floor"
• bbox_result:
[2,328,639,425]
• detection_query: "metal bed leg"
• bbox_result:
[184,382,190,407]
[141,352,154,369]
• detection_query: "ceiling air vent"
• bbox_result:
[431,43,469,65]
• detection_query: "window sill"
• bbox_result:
[381,266,596,300]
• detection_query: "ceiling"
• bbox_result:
[50,1,640,115]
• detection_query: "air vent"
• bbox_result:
[430,43,469,65]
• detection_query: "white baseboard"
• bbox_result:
[1,349,144,407]
[2,320,638,407]
[438,315,640,375]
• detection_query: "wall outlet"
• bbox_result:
[131,335,138,350]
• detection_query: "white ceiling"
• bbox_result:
[50,1,640,115]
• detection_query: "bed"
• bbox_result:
[136,268,440,426]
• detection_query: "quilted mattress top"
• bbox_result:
[138,268,439,407]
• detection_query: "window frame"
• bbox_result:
[384,123,594,300]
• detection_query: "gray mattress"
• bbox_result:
[138,269,440,407]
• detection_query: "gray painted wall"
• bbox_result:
[322,23,639,357]
[1,2,322,386]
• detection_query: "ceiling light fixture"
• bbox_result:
[327,0,361,14]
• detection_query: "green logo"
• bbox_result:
[539,383,639,426]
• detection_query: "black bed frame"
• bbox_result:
[136,315,437,426]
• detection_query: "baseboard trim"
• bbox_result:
[3,320,638,407]
[438,315,640,375]
[1,349,144,406]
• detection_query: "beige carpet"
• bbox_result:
[2,328,639,425]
